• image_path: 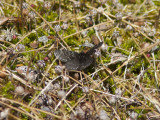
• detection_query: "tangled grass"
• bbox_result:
[0,0,160,119]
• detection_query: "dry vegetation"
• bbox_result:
[0,0,160,120]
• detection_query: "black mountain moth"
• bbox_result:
[54,42,103,70]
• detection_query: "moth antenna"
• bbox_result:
[87,42,103,55]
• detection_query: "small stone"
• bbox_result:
[57,90,66,99]
[99,109,110,120]
[0,108,10,120]
[15,86,24,95]
[63,76,69,82]
[74,73,79,80]
[125,25,133,31]
[101,43,108,51]
[26,71,37,83]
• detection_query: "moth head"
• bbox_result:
[82,47,90,53]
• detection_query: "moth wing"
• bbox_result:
[54,50,78,62]
[64,57,80,70]
[79,55,93,70]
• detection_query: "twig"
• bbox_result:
[90,89,134,102]
[55,84,78,111]
[151,52,158,87]
[124,47,133,80]
[28,76,61,106]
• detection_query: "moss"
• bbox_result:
[1,0,160,119]
[46,12,58,22]
[25,33,37,43]
[21,113,30,120]
[153,0,160,6]
[1,81,14,99]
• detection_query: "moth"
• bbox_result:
[54,42,103,71]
